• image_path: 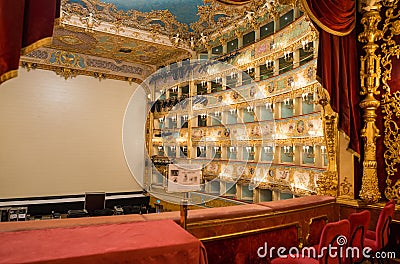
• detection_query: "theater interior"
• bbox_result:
[0,0,399,263]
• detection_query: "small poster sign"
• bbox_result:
[167,164,202,192]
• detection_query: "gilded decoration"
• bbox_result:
[340,177,354,197]
[59,0,193,68]
[20,47,150,84]
[194,0,300,49]
[358,0,385,203]
[49,25,191,66]
[147,4,326,199]
[379,0,400,202]
[62,0,188,38]
[318,89,339,197]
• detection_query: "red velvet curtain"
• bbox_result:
[301,0,360,155]
[0,0,60,84]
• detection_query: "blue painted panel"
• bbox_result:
[241,185,253,199]
[260,189,272,201]
[281,104,294,118]
[302,102,314,115]
[70,0,204,25]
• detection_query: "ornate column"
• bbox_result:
[318,89,339,197]
[358,1,382,203]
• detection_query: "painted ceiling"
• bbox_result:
[21,0,295,82]
[48,26,192,66]
[69,0,205,26]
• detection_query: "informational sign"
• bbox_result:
[167,164,202,192]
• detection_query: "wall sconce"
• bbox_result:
[265,59,274,70]
[182,115,188,121]
[230,72,238,79]
[160,89,165,94]
[159,117,164,123]
[287,77,295,88]
[229,109,237,115]
[200,113,207,120]
[246,105,254,112]
[199,146,206,153]
[229,146,237,153]
[213,146,221,154]
[171,86,178,93]
[246,67,254,74]
[170,146,176,153]
[214,111,221,117]
[171,116,177,122]
[302,93,314,104]
[302,145,314,158]
[245,146,255,155]
[265,102,274,111]
[263,146,274,154]
[283,145,294,156]
[283,98,294,109]
[321,146,327,156]
[301,39,314,53]
[201,80,207,87]
[215,77,222,84]
[158,146,163,151]
[284,51,293,63]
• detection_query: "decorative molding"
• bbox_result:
[380,0,400,202]
[191,0,293,49]
[21,47,151,84]
[61,0,188,41]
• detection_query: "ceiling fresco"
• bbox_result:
[20,0,298,83]
[69,0,205,26]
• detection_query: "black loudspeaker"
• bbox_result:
[84,192,106,213]
[0,207,10,222]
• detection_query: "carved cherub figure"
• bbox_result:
[171,33,181,46]
[262,0,275,10]
[361,0,381,11]
[200,33,208,45]
[80,12,100,32]
[245,11,255,22]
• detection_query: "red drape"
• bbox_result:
[301,0,360,155]
[0,0,59,84]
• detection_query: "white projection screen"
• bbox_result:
[0,68,144,199]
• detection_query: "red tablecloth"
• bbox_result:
[0,220,207,264]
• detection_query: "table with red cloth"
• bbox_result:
[0,219,207,264]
